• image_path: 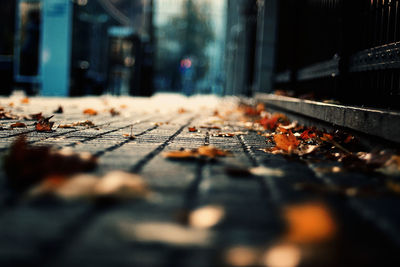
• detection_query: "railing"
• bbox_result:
[273,0,400,110]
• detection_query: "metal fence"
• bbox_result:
[274,0,400,110]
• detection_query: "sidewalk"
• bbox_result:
[0,94,399,267]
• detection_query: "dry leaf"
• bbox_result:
[197,145,230,158]
[0,111,18,120]
[94,171,149,199]
[21,97,29,104]
[10,122,27,128]
[30,171,149,201]
[188,127,198,132]
[4,135,97,191]
[54,106,63,113]
[260,113,289,130]
[164,146,230,160]
[163,149,197,159]
[35,115,54,132]
[273,131,300,153]
[300,128,317,140]
[110,108,120,116]
[83,108,98,116]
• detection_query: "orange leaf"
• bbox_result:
[10,122,27,128]
[321,133,334,141]
[260,113,289,130]
[164,146,230,160]
[21,97,29,104]
[300,129,317,140]
[273,131,300,153]
[284,202,336,243]
[83,108,98,116]
[188,127,198,132]
[35,116,54,132]
[164,149,197,159]
[197,145,230,158]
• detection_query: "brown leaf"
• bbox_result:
[35,115,54,132]
[94,171,149,199]
[54,106,63,113]
[163,149,197,159]
[260,113,289,130]
[83,108,98,116]
[29,112,44,121]
[188,127,198,132]
[273,131,300,153]
[110,108,120,116]
[0,111,18,120]
[4,135,97,191]
[164,146,231,160]
[10,122,27,128]
[197,145,230,158]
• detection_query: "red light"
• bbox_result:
[180,59,192,69]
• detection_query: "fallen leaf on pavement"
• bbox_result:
[110,108,120,116]
[83,108,98,116]
[29,171,149,201]
[54,106,63,113]
[4,135,97,191]
[197,145,231,158]
[273,131,300,153]
[0,111,18,120]
[10,122,27,128]
[35,115,54,132]
[188,127,198,132]
[164,146,231,160]
[260,113,289,130]
[163,149,197,159]
[94,171,149,199]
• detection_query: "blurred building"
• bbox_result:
[153,0,226,94]
[0,1,16,95]
[6,0,154,96]
[223,0,259,96]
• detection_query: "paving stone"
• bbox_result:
[0,96,399,266]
